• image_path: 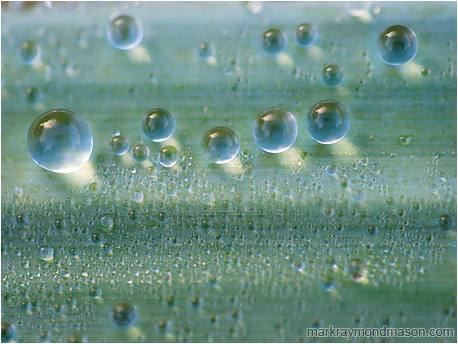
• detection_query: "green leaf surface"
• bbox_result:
[1,2,457,343]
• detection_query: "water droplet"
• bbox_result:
[141,108,175,142]
[321,276,335,292]
[128,210,138,221]
[157,212,169,224]
[112,302,137,329]
[38,330,51,343]
[37,247,54,261]
[325,165,337,175]
[377,25,418,66]
[189,296,203,310]
[349,259,367,283]
[89,181,99,193]
[55,219,65,230]
[398,135,412,146]
[369,163,381,175]
[201,126,240,164]
[439,215,452,230]
[307,100,350,144]
[260,28,287,56]
[100,215,114,232]
[131,190,144,203]
[294,23,318,48]
[107,15,143,50]
[27,109,93,173]
[109,134,130,155]
[19,40,40,64]
[1,322,16,343]
[198,42,216,60]
[89,287,102,299]
[16,213,28,224]
[421,67,431,76]
[253,107,297,153]
[91,233,104,245]
[158,145,178,167]
[146,165,157,177]
[131,142,150,162]
[24,87,41,103]
[321,64,344,87]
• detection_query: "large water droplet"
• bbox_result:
[141,108,175,142]
[27,109,93,173]
[307,100,350,144]
[201,126,240,164]
[377,25,418,66]
[107,15,143,50]
[294,23,318,48]
[253,107,297,153]
[260,28,287,56]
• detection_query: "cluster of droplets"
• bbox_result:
[5,2,456,342]
[260,22,417,66]
[25,12,420,172]
[4,130,458,341]
[260,23,319,57]
[104,99,349,171]
[2,163,455,341]
[109,108,180,168]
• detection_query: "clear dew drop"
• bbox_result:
[377,25,418,66]
[158,145,178,167]
[24,87,41,103]
[131,190,144,203]
[27,109,93,173]
[1,322,16,343]
[130,142,150,162]
[369,163,381,175]
[107,15,143,50]
[294,23,318,48]
[260,28,287,56]
[252,107,298,153]
[307,99,350,144]
[89,287,102,299]
[99,215,114,233]
[109,134,130,155]
[141,108,175,142]
[421,67,431,76]
[37,247,54,261]
[439,215,453,230]
[325,165,337,175]
[198,42,216,60]
[398,135,412,146]
[19,40,40,64]
[321,64,344,87]
[201,126,240,164]
[111,302,138,330]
